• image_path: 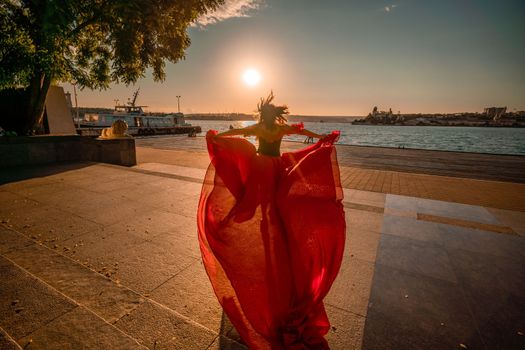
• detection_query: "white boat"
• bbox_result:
[81,89,190,129]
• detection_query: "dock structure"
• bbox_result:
[76,125,201,137]
[1,135,524,349]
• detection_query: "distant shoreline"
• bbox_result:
[185,116,525,127]
[185,114,360,123]
[75,107,525,127]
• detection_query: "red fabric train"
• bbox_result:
[197,128,346,349]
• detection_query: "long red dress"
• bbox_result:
[197,125,346,349]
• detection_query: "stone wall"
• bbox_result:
[0,136,136,168]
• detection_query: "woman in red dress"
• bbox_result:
[197,92,346,349]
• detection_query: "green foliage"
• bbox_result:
[0,0,224,90]
[0,3,35,89]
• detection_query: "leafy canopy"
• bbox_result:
[0,0,224,90]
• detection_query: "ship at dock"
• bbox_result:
[75,90,201,137]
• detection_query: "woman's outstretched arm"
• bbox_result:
[284,124,326,138]
[297,128,325,138]
[216,125,256,137]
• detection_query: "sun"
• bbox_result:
[242,69,261,87]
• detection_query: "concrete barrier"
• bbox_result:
[0,135,136,168]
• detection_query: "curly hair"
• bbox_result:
[257,91,289,127]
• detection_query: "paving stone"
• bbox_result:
[110,182,178,202]
[105,239,199,294]
[418,212,517,235]
[160,194,200,218]
[363,264,484,350]
[128,190,198,216]
[135,163,207,180]
[0,175,60,192]
[220,312,244,345]
[158,179,203,197]
[376,234,457,283]
[150,260,222,331]
[383,207,417,218]
[0,191,39,212]
[344,189,386,208]
[385,194,419,212]
[48,170,100,183]
[59,223,148,264]
[439,224,525,259]
[325,305,365,350]
[56,170,144,189]
[18,213,102,246]
[61,210,187,258]
[450,248,525,297]
[345,227,381,262]
[344,208,383,233]
[0,226,34,254]
[447,248,525,349]
[489,207,525,236]
[58,196,158,226]
[206,335,248,350]
[0,327,22,350]
[151,224,201,260]
[325,256,375,316]
[59,190,134,213]
[344,201,384,214]
[114,300,217,350]
[113,211,195,243]
[381,214,444,243]
[4,243,144,323]
[10,181,76,203]
[416,197,499,224]
[0,205,63,232]
[70,178,139,194]
[18,307,146,350]
[386,194,501,225]
[0,256,76,340]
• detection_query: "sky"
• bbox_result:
[63,0,525,116]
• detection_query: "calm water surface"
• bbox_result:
[191,120,525,156]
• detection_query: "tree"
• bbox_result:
[0,0,223,134]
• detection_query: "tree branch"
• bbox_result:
[68,0,109,38]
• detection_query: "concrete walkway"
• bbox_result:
[135,135,525,183]
[136,136,525,211]
[1,147,524,349]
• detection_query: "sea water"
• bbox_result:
[192,120,525,156]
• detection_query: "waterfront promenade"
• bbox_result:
[137,135,525,210]
[1,135,524,349]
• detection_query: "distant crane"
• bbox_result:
[116,89,147,114]
[176,95,181,113]
[129,88,140,107]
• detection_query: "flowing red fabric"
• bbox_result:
[197,128,346,349]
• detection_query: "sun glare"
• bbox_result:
[242,69,261,87]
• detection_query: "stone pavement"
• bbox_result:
[1,159,524,349]
[136,136,525,211]
[135,134,525,183]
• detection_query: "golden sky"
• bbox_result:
[63,0,525,116]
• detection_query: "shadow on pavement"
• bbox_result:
[0,162,94,186]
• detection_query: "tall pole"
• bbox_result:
[176,95,181,113]
[73,84,79,128]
